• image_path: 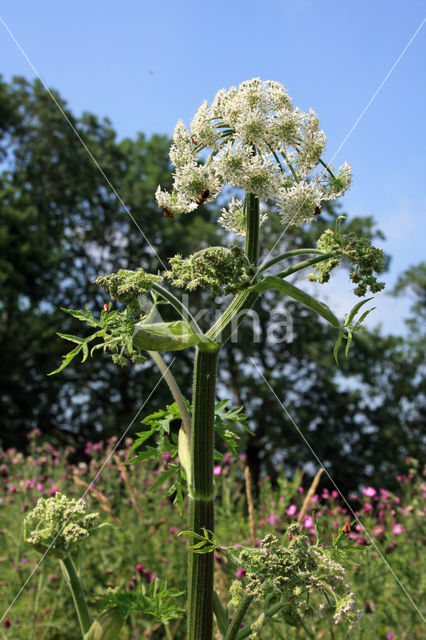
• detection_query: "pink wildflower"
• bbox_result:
[213,466,222,476]
[363,503,373,513]
[286,504,297,516]
[362,486,377,498]
[236,568,246,579]
[392,523,406,535]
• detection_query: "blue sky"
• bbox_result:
[1,1,425,334]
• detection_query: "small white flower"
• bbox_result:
[155,186,197,216]
[278,181,323,225]
[267,108,302,149]
[170,119,196,167]
[240,153,280,199]
[212,141,252,187]
[319,161,353,200]
[218,197,246,236]
[218,197,268,236]
[190,100,221,150]
[234,109,268,148]
[294,109,327,176]
[173,163,222,203]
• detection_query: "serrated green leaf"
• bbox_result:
[215,399,230,412]
[146,465,178,494]
[344,332,353,358]
[125,446,159,465]
[61,306,100,328]
[81,341,89,363]
[353,307,375,331]
[333,331,344,366]
[126,429,156,458]
[346,297,374,325]
[57,332,87,345]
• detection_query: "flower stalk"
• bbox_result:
[187,349,218,640]
[60,555,91,636]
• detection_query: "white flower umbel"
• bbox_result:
[173,163,222,203]
[156,78,352,226]
[190,101,222,150]
[23,492,99,558]
[219,197,246,236]
[278,181,323,225]
[170,119,197,168]
[318,161,353,200]
[219,197,268,236]
[155,186,198,217]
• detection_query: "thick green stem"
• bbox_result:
[244,193,260,267]
[60,555,91,636]
[188,349,218,640]
[206,289,259,345]
[225,594,253,640]
[188,193,261,639]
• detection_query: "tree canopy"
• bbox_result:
[1,75,424,493]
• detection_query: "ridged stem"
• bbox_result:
[187,349,218,640]
[244,193,260,267]
[60,555,91,636]
[187,192,260,639]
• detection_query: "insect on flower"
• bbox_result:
[161,206,174,218]
[343,521,351,535]
[313,206,322,216]
[196,189,210,206]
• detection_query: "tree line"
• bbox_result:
[1,75,424,494]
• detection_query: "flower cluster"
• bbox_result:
[156,78,352,230]
[164,246,256,295]
[308,226,385,296]
[23,492,99,558]
[230,525,362,630]
[96,269,162,314]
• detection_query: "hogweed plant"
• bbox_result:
[42,79,385,639]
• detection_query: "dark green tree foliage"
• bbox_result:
[0,76,215,450]
[1,75,424,492]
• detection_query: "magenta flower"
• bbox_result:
[392,523,406,535]
[266,513,279,526]
[236,568,246,579]
[286,504,297,516]
[331,490,339,498]
[363,502,373,513]
[304,515,314,529]
[213,465,222,476]
[362,486,377,498]
[386,632,396,639]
